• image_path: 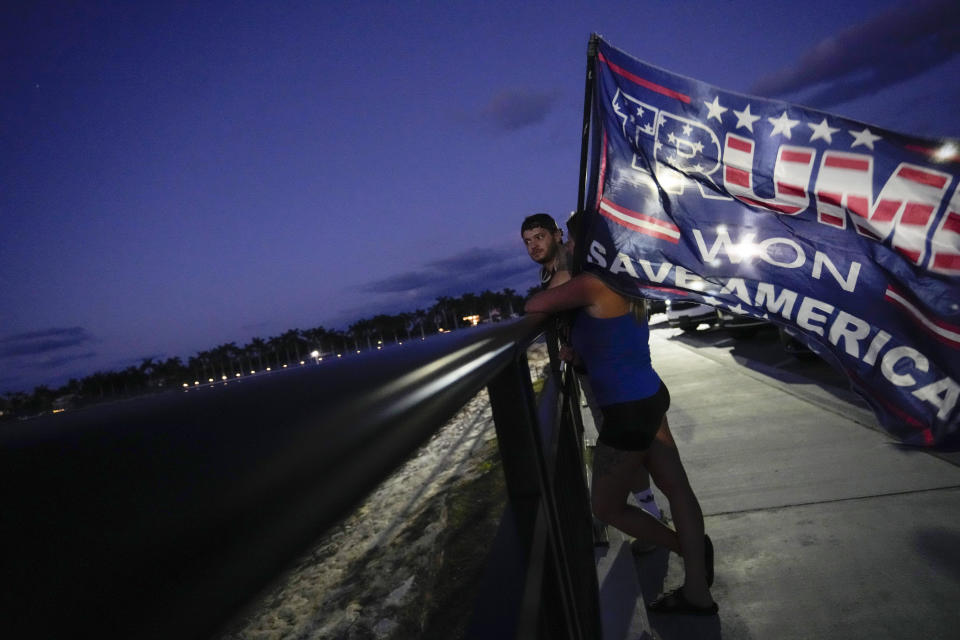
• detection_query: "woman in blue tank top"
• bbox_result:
[525,213,717,616]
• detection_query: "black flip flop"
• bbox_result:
[647,588,719,616]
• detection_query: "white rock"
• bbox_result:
[384,575,415,607]
[373,618,399,638]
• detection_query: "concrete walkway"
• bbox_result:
[592,327,960,639]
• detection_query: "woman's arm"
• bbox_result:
[524,273,605,314]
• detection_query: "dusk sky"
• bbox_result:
[3,0,959,394]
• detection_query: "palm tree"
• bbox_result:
[266,335,284,368]
[220,342,242,377]
[155,356,186,388]
[412,308,428,338]
[278,329,305,365]
[349,319,374,351]
[139,357,158,389]
[245,338,267,372]
[432,296,454,331]
[302,326,332,358]
[502,287,519,317]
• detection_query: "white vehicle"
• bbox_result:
[665,300,767,337]
[664,300,716,332]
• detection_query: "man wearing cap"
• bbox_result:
[520,212,663,529]
[521,212,571,290]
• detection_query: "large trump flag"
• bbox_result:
[578,36,960,446]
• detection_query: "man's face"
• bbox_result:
[522,226,563,265]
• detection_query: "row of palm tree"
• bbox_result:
[0,288,527,420]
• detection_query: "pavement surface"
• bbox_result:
[591,320,960,640]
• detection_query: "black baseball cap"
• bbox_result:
[521,213,560,234]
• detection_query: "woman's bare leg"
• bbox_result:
[643,416,713,606]
[591,444,678,552]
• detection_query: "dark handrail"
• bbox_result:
[0,314,599,639]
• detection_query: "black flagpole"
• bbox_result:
[576,34,599,215]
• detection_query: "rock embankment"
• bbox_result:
[221,342,549,640]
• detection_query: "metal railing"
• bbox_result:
[0,315,600,639]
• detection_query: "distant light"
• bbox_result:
[398,341,403,345]
[934,141,958,162]
[221,375,227,380]
[300,360,305,365]
[318,357,323,361]
[208,378,214,383]
[356,350,361,353]
[377,340,382,344]
[235,373,241,377]
[182,383,189,388]
[337,353,342,357]
[310,350,320,358]
[250,370,255,374]
[282,364,287,368]
[377,346,382,350]
[266,367,271,371]
[194,381,199,385]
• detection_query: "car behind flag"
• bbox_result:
[579,36,960,446]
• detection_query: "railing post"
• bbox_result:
[556,365,603,639]
[486,343,602,640]
[486,350,557,637]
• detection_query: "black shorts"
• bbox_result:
[598,381,670,451]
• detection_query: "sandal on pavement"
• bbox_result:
[705,534,714,587]
[647,588,719,616]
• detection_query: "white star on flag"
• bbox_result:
[767,111,799,139]
[849,127,882,150]
[807,118,840,144]
[733,104,761,132]
[703,96,727,122]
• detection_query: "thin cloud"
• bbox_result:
[36,351,97,370]
[751,0,960,107]
[362,271,435,294]
[362,244,530,297]
[0,327,96,358]
[480,88,559,131]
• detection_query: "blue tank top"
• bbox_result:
[570,311,661,406]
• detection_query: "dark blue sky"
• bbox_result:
[3,0,958,393]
